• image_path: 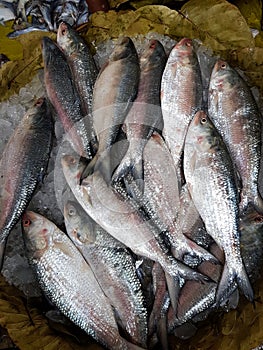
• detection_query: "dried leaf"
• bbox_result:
[0,31,54,102]
[181,0,254,50]
[231,0,262,31]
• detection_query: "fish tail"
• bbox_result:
[112,152,144,193]
[216,262,254,305]
[180,237,219,265]
[80,153,112,185]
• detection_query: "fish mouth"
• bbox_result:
[58,22,68,37]
[177,38,192,48]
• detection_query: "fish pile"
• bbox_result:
[0,22,263,350]
[0,0,89,37]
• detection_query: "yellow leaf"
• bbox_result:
[231,0,262,30]
[181,0,254,50]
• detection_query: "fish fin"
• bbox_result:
[216,262,254,305]
[113,155,144,194]
[165,273,180,313]
[183,237,219,265]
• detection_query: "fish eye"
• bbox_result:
[254,216,263,223]
[68,207,76,216]
[221,63,227,69]
[200,117,207,124]
[23,218,31,227]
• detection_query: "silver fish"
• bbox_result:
[82,36,140,182]
[183,110,253,304]
[161,38,203,173]
[22,211,142,350]
[61,155,208,284]
[112,39,167,188]
[57,22,98,155]
[42,36,94,159]
[63,198,148,347]
[208,59,263,214]
[0,97,53,267]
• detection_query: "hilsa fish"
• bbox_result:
[112,39,167,190]
[81,36,140,183]
[63,198,148,348]
[22,211,144,350]
[42,36,94,160]
[61,155,209,285]
[57,22,98,155]
[208,59,263,215]
[161,38,203,173]
[0,97,53,268]
[183,110,254,305]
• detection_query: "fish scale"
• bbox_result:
[22,211,143,350]
[184,110,253,305]
[64,199,148,347]
[0,97,53,267]
[208,59,263,215]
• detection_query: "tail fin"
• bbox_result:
[216,262,254,305]
[112,151,144,194]
[80,153,112,185]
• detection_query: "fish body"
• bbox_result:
[61,155,208,284]
[22,211,141,350]
[57,22,98,155]
[83,37,140,182]
[0,97,53,266]
[42,36,93,159]
[161,38,203,171]
[64,199,148,347]
[208,59,263,214]
[183,110,253,304]
[112,39,167,186]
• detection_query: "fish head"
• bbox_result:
[140,39,167,71]
[109,36,137,61]
[64,200,96,246]
[57,22,79,56]
[187,111,219,153]
[169,38,194,64]
[22,211,55,259]
[42,37,60,68]
[61,155,85,186]
[209,59,237,92]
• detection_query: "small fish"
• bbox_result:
[57,22,98,155]
[63,198,148,347]
[112,39,167,189]
[61,155,208,285]
[22,211,143,350]
[81,36,140,183]
[161,38,203,173]
[0,97,53,268]
[42,36,94,159]
[208,59,263,214]
[183,110,254,304]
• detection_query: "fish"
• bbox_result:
[0,97,53,268]
[81,36,140,183]
[161,38,203,174]
[183,110,254,304]
[63,198,148,347]
[22,211,143,350]
[57,22,99,155]
[112,39,167,189]
[208,59,263,214]
[42,36,94,159]
[61,154,209,285]
[169,211,263,328]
